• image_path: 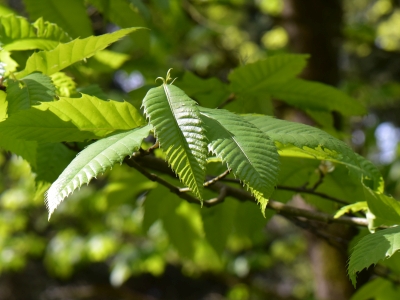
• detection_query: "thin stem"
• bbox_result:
[179,169,231,192]
[276,185,348,205]
[219,176,348,205]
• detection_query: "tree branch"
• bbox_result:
[220,177,348,205]
[125,155,372,228]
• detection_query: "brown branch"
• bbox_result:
[124,155,372,228]
[276,185,348,205]
[311,168,325,191]
[219,176,348,205]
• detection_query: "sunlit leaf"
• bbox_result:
[0,94,145,143]
[16,27,142,78]
[142,79,208,199]
[45,125,151,218]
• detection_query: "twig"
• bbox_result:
[311,168,325,191]
[276,185,348,205]
[134,141,159,157]
[125,156,373,228]
[179,169,231,192]
[219,176,347,205]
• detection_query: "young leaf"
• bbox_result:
[0,94,145,143]
[0,15,71,51]
[244,115,383,192]
[348,226,400,287]
[142,73,208,199]
[45,125,151,218]
[15,27,142,79]
[22,0,93,38]
[229,54,309,94]
[6,72,56,114]
[200,107,280,213]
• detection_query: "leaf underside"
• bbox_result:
[45,125,151,218]
[142,84,208,199]
[200,107,280,213]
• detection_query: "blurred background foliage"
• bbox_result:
[1,0,400,299]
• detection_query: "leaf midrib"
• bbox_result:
[163,84,201,192]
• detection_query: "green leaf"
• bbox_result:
[87,0,149,51]
[0,4,16,16]
[334,202,367,219]
[0,94,145,143]
[267,79,366,116]
[162,199,204,259]
[0,15,71,51]
[200,108,280,213]
[364,187,400,226]
[176,72,231,108]
[229,54,309,94]
[245,115,383,192]
[0,135,37,166]
[0,49,18,77]
[34,143,77,183]
[45,125,151,218]
[224,94,274,115]
[348,226,400,287]
[84,50,130,74]
[22,0,92,38]
[350,278,400,300]
[6,72,56,114]
[15,27,142,78]
[50,72,77,97]
[142,184,180,232]
[77,85,108,100]
[142,81,208,199]
[0,90,6,121]
[202,199,238,255]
